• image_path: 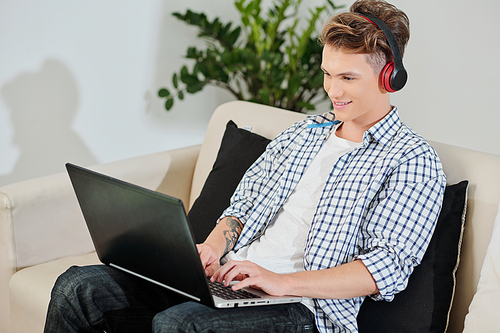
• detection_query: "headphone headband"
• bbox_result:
[357,12,408,92]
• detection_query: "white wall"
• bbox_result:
[0,0,238,187]
[390,0,500,156]
[1,0,499,187]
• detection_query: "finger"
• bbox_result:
[211,260,234,281]
[232,273,248,281]
[205,261,219,277]
[220,261,256,286]
[196,243,209,256]
[231,277,255,291]
[212,260,238,283]
[222,265,246,286]
[198,245,217,269]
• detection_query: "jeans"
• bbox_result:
[44,265,318,333]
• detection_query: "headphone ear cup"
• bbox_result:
[381,62,397,93]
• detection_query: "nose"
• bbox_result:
[324,78,343,101]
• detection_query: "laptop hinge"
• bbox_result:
[109,263,201,302]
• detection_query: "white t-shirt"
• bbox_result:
[224,130,362,311]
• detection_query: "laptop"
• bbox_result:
[66,163,302,308]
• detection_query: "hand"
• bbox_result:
[195,215,243,277]
[211,260,290,297]
[196,243,220,277]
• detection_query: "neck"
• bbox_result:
[336,104,393,143]
[335,123,364,143]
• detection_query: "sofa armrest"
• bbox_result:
[0,145,200,272]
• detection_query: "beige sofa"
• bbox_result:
[1,101,500,332]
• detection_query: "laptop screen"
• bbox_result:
[66,163,214,306]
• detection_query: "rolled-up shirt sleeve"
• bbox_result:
[356,153,446,301]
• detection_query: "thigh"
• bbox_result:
[46,264,186,333]
[92,265,187,332]
[153,301,318,333]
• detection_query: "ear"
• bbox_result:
[378,71,390,95]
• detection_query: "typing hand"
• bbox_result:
[196,243,220,277]
[211,260,289,297]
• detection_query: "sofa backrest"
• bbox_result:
[428,140,500,333]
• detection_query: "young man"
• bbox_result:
[44,1,446,332]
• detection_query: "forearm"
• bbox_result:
[285,260,378,299]
[203,216,243,259]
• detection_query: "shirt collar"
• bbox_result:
[308,111,336,126]
[308,107,402,146]
[363,107,402,146]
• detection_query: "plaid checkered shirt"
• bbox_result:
[220,108,447,332]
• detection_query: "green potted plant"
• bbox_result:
[158,0,343,113]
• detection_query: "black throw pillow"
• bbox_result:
[357,180,469,333]
[187,120,271,243]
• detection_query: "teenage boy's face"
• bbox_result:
[321,45,390,129]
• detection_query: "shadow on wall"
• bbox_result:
[0,59,98,187]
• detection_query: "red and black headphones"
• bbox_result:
[357,12,408,92]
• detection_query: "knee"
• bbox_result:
[51,266,85,301]
[45,265,96,327]
[152,304,189,333]
[49,265,104,309]
[152,302,213,333]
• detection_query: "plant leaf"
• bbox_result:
[165,98,174,110]
[258,88,270,105]
[172,74,178,89]
[287,73,302,99]
[158,88,170,98]
[186,81,205,94]
[227,26,242,47]
[180,66,199,85]
[162,0,343,112]
[295,100,315,110]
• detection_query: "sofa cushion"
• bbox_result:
[9,252,100,333]
[357,180,469,333]
[462,201,500,332]
[187,120,271,243]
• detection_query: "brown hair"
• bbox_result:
[320,0,410,73]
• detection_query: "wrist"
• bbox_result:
[202,238,225,260]
[202,215,243,259]
[282,272,305,297]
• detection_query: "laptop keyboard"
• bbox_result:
[209,281,261,300]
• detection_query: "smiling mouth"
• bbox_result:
[334,101,352,106]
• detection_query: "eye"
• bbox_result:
[343,76,354,81]
[322,70,331,78]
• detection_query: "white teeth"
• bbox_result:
[335,102,350,105]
